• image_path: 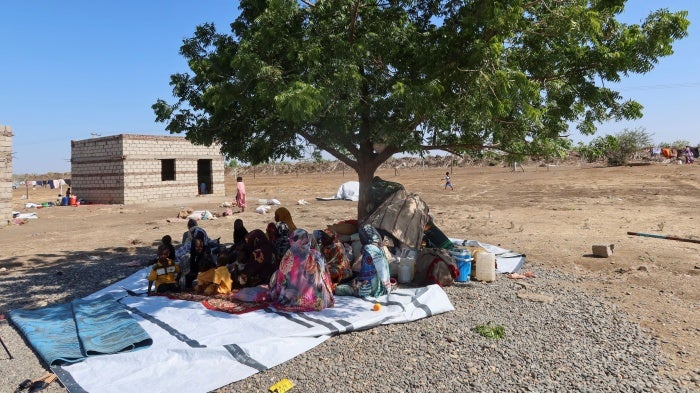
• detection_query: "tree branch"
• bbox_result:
[348,0,360,44]
[298,129,359,169]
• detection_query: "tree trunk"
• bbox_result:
[356,160,379,222]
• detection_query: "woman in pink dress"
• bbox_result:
[235,176,246,212]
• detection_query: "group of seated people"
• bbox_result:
[146,207,393,312]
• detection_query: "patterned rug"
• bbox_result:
[166,291,269,314]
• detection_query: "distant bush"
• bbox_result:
[660,140,692,149]
[575,128,653,166]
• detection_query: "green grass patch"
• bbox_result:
[473,323,506,339]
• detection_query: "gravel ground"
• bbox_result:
[1,260,698,392]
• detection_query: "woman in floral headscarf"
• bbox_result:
[335,225,391,298]
[269,228,334,312]
[314,228,353,286]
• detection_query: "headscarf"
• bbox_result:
[273,222,291,261]
[288,228,320,268]
[187,218,198,229]
[266,222,278,243]
[233,219,249,245]
[314,228,353,284]
[359,224,382,246]
[274,207,297,232]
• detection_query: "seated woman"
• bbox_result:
[228,218,249,262]
[233,219,248,247]
[274,207,297,232]
[269,228,334,312]
[265,222,277,243]
[314,228,353,287]
[335,225,392,298]
[195,254,233,296]
[271,221,292,262]
[233,229,278,287]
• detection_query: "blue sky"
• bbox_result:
[3,1,698,175]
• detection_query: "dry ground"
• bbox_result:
[1,162,698,385]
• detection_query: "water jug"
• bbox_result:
[398,263,412,284]
[474,252,496,282]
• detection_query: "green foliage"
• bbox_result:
[668,140,692,149]
[611,127,653,165]
[226,159,239,168]
[575,141,607,163]
[616,128,653,152]
[310,149,324,163]
[153,1,689,218]
[473,322,506,340]
[575,127,653,165]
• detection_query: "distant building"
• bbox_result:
[0,125,12,224]
[71,134,225,204]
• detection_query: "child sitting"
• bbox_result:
[194,253,233,296]
[147,235,177,266]
[147,245,181,295]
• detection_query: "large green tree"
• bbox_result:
[153,0,688,219]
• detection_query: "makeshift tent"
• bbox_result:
[364,176,405,216]
[361,187,429,249]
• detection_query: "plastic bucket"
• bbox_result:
[69,196,77,206]
[449,249,472,282]
[456,259,472,282]
[61,196,69,206]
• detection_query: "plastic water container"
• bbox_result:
[398,264,412,284]
[449,248,473,282]
[397,257,415,283]
[61,196,69,206]
[69,196,77,206]
[474,252,496,282]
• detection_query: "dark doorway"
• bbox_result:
[197,159,212,195]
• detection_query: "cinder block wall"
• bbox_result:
[72,134,225,204]
[71,135,126,204]
[0,125,12,225]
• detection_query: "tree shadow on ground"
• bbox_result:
[0,239,162,313]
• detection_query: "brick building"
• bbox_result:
[0,125,12,225]
[71,134,225,204]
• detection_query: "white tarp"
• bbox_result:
[448,238,526,273]
[52,268,454,393]
[316,181,360,201]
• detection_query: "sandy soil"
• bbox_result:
[1,162,698,385]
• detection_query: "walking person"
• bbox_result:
[444,172,454,190]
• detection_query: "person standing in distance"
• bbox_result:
[235,176,246,212]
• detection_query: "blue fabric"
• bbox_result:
[9,295,152,365]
